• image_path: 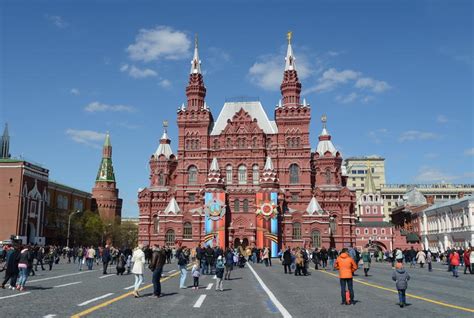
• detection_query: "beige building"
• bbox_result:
[344,156,386,215]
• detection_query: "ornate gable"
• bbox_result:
[220,108,265,136]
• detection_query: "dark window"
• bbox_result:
[183,222,192,239]
[289,164,300,184]
[243,199,249,212]
[188,193,196,202]
[165,229,175,246]
[188,166,198,185]
[234,200,240,212]
[292,223,302,239]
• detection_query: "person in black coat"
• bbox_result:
[283,247,292,274]
[1,246,20,289]
[102,245,111,274]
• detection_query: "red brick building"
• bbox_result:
[138,35,356,253]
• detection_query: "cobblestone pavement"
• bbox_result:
[0,259,473,317]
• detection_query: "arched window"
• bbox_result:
[158,173,165,186]
[325,169,331,184]
[252,137,257,147]
[243,199,249,212]
[364,228,369,235]
[373,228,377,234]
[287,138,292,148]
[234,199,240,212]
[183,222,192,239]
[289,164,299,184]
[153,216,159,234]
[292,223,302,239]
[213,139,219,149]
[356,228,360,235]
[381,228,386,235]
[165,229,175,246]
[188,166,198,185]
[296,137,301,147]
[226,165,233,184]
[312,230,321,248]
[238,165,247,184]
[226,138,232,148]
[373,207,377,214]
[252,165,259,185]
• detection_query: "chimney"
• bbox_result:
[426,195,435,205]
[458,192,464,199]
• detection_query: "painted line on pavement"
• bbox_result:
[247,263,292,318]
[206,283,213,290]
[54,281,82,288]
[42,314,57,318]
[71,265,190,317]
[0,292,31,300]
[193,295,207,308]
[168,269,177,273]
[316,269,474,313]
[123,283,144,290]
[78,293,114,307]
[99,274,115,279]
[28,270,97,283]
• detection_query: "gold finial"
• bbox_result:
[287,31,292,44]
[194,33,198,48]
[321,114,327,129]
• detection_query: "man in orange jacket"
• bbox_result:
[335,247,358,305]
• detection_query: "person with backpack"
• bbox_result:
[335,248,358,305]
[215,255,225,291]
[224,248,234,280]
[392,262,410,308]
[191,260,201,290]
[149,244,166,297]
[361,248,371,277]
[17,246,33,291]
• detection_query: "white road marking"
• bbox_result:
[99,274,115,279]
[28,270,97,283]
[0,292,31,300]
[77,293,114,307]
[247,263,292,318]
[206,283,213,290]
[168,269,176,273]
[124,283,144,290]
[43,315,57,318]
[193,295,207,308]
[53,281,82,288]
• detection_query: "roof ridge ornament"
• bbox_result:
[284,31,296,71]
[190,33,201,74]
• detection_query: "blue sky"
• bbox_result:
[1,0,472,217]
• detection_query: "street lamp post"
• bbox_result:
[67,209,81,248]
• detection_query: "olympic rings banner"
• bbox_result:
[256,192,279,257]
[204,192,226,249]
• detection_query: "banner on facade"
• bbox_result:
[204,192,226,249]
[256,192,279,257]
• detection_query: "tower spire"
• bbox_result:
[186,34,206,110]
[154,120,174,159]
[1,123,10,159]
[364,162,376,194]
[280,31,301,107]
[96,132,116,182]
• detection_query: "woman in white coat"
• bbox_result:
[131,244,145,297]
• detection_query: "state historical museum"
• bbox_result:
[138,34,356,255]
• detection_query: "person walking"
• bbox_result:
[77,247,84,271]
[312,248,320,270]
[86,246,96,270]
[294,248,304,276]
[148,244,165,297]
[1,246,20,289]
[361,248,371,277]
[102,245,111,275]
[191,261,201,290]
[177,247,189,289]
[416,250,426,268]
[463,248,471,274]
[131,244,145,297]
[449,249,460,278]
[470,248,474,275]
[215,255,225,291]
[392,262,410,308]
[427,250,433,272]
[17,246,33,291]
[224,248,233,280]
[335,248,358,305]
[35,247,45,271]
[262,247,269,267]
[45,248,54,271]
[283,247,292,274]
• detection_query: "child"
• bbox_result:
[392,262,410,308]
[215,256,225,291]
[191,261,201,290]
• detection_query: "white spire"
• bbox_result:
[264,156,274,171]
[303,98,307,107]
[316,115,338,156]
[204,101,208,110]
[284,31,296,71]
[210,157,219,172]
[278,99,282,108]
[164,197,181,214]
[190,34,201,74]
[181,103,186,111]
[306,196,324,215]
[154,121,174,159]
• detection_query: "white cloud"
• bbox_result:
[335,92,358,104]
[414,167,458,182]
[70,88,80,96]
[436,114,449,123]
[304,68,360,94]
[120,64,157,79]
[158,79,171,88]
[465,148,474,156]
[248,52,312,91]
[355,77,390,93]
[361,95,375,103]
[424,153,439,159]
[45,15,68,28]
[66,129,105,148]
[398,130,439,142]
[368,128,389,144]
[127,26,191,62]
[85,101,136,113]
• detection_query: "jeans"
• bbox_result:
[152,267,162,296]
[193,276,199,288]
[428,262,432,272]
[179,265,187,288]
[339,278,354,303]
[329,258,334,270]
[284,264,291,273]
[102,262,109,274]
[322,260,327,268]
[215,277,223,290]
[18,268,29,287]
[78,257,83,271]
[134,274,143,291]
[86,258,93,270]
[398,289,406,304]
[452,265,458,277]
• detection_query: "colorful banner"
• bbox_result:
[256,192,279,257]
[204,192,226,249]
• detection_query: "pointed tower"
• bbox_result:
[314,115,343,187]
[92,132,122,221]
[1,123,10,159]
[280,31,302,107]
[259,156,279,189]
[358,162,384,221]
[186,34,207,111]
[206,157,224,189]
[149,121,177,188]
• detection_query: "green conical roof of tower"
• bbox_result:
[96,157,116,182]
